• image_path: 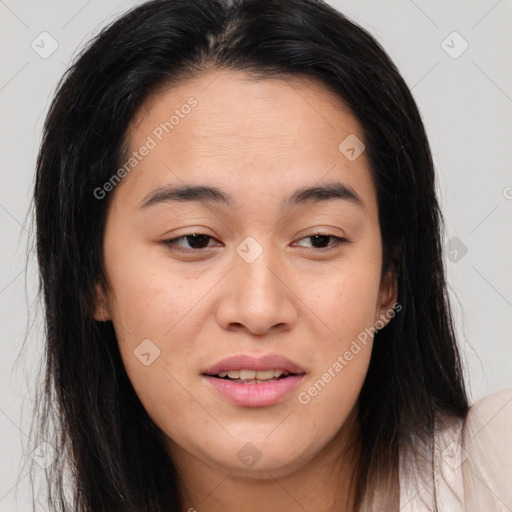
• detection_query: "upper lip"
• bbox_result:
[202,353,306,376]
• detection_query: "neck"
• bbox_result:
[169,406,362,512]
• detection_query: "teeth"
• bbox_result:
[253,370,274,380]
[216,369,290,380]
[239,369,256,380]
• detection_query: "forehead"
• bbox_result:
[130,69,361,145]
[116,69,376,216]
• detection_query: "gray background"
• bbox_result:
[1,0,511,510]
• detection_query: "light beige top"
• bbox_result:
[399,386,512,511]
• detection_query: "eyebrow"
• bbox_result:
[140,181,365,212]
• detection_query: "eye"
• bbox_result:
[163,232,348,252]
[163,233,219,251]
[293,233,348,250]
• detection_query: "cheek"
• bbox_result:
[121,357,209,453]
[302,263,382,342]
[104,234,199,338]
[105,262,203,438]
[295,258,381,405]
[296,276,376,425]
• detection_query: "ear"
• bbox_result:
[93,282,111,322]
[375,267,398,329]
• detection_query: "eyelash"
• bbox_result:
[163,232,349,252]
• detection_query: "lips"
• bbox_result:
[201,353,306,377]
[201,353,307,407]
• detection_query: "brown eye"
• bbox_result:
[294,234,348,250]
[164,233,218,251]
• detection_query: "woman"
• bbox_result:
[31,0,511,510]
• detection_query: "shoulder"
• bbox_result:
[462,386,512,511]
[399,387,512,512]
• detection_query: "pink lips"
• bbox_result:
[201,353,306,408]
[202,353,305,376]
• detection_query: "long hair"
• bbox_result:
[30,0,470,510]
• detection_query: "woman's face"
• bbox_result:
[95,70,397,479]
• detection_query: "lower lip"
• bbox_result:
[202,375,305,407]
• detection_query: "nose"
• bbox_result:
[214,241,298,337]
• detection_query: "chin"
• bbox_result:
[208,438,317,479]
